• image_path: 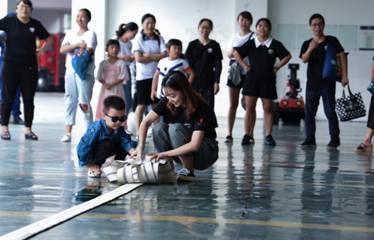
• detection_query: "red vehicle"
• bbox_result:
[273,63,304,124]
[37,33,65,92]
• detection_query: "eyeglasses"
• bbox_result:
[105,113,127,122]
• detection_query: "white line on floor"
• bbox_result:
[0,183,143,240]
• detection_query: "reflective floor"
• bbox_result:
[0,93,373,240]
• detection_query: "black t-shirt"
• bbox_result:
[0,15,49,66]
[153,97,218,140]
[299,35,344,85]
[235,39,290,83]
[185,39,223,89]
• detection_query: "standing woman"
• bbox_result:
[116,22,139,114]
[355,58,374,152]
[185,18,223,110]
[225,11,255,143]
[234,18,291,146]
[136,71,219,181]
[0,0,49,140]
[133,13,166,133]
[60,8,97,143]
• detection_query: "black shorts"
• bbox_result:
[242,75,277,99]
[226,74,246,89]
[135,78,152,105]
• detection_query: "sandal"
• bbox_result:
[355,143,373,152]
[1,131,11,140]
[224,135,233,143]
[25,132,38,141]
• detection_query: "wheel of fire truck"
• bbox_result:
[37,68,53,91]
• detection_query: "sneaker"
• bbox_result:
[301,138,316,146]
[60,134,71,143]
[11,116,24,125]
[241,134,255,145]
[264,135,276,146]
[327,138,340,148]
[224,135,233,143]
[176,168,195,182]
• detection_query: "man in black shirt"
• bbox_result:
[299,13,348,148]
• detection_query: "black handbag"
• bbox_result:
[336,85,366,121]
[368,80,374,95]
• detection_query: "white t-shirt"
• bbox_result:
[133,34,166,81]
[156,57,190,98]
[231,31,255,48]
[62,29,97,76]
[118,39,133,67]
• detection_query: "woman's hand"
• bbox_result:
[243,64,251,72]
[150,90,157,102]
[135,147,146,161]
[149,152,167,161]
[214,82,220,95]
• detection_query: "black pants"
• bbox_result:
[195,87,215,110]
[1,63,38,127]
[87,140,128,167]
[368,95,374,129]
[304,82,340,140]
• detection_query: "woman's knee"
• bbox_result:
[152,122,169,136]
[168,123,190,139]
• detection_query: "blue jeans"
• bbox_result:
[123,71,132,113]
[304,82,340,141]
[152,122,218,170]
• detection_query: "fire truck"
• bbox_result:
[37,33,65,92]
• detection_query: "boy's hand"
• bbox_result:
[129,148,137,157]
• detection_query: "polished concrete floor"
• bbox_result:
[0,93,373,240]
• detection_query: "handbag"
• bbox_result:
[228,57,249,86]
[228,61,242,86]
[367,80,374,95]
[322,44,339,81]
[336,85,366,121]
[71,50,92,80]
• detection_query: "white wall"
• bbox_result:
[269,0,374,121]
[33,9,68,33]
[0,0,15,17]
[70,0,373,121]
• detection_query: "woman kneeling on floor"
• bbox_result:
[136,71,219,182]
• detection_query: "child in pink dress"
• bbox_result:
[96,39,128,120]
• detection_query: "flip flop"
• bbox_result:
[25,132,38,141]
[355,143,373,152]
[1,131,11,140]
